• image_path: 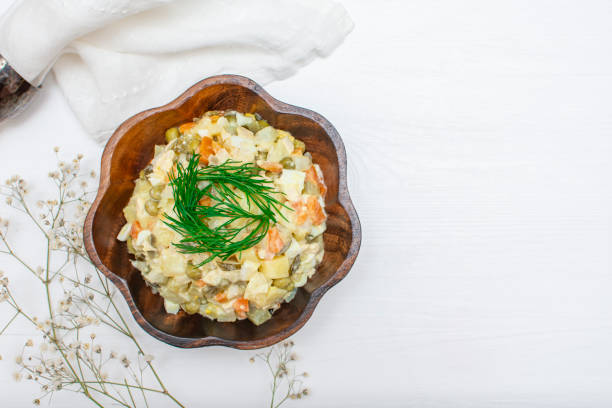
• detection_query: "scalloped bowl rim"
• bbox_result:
[84,74,361,349]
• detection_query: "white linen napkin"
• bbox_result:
[0,0,353,141]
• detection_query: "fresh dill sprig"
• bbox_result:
[163,154,290,265]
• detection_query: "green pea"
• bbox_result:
[165,127,179,143]
[280,157,295,170]
[149,184,164,200]
[144,199,159,216]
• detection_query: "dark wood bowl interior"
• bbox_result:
[84,75,361,349]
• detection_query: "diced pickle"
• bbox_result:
[126,237,135,254]
[247,308,272,326]
[149,184,164,200]
[290,255,301,274]
[303,180,319,195]
[144,199,159,216]
[186,263,202,279]
[183,301,200,315]
[246,119,269,133]
[218,261,239,271]
[188,136,201,152]
[173,139,188,154]
[165,127,179,143]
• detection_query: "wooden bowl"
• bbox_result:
[84,75,361,349]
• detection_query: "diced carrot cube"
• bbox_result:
[199,137,214,165]
[233,298,249,319]
[179,122,196,133]
[130,221,142,240]
[199,196,212,207]
[259,162,283,173]
[305,166,327,198]
[267,226,284,254]
[307,196,326,226]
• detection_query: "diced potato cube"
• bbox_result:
[236,112,255,127]
[164,299,180,314]
[240,260,260,281]
[123,203,137,223]
[152,221,178,248]
[278,170,306,202]
[254,126,277,151]
[202,269,223,286]
[265,286,287,306]
[293,155,312,171]
[261,256,290,279]
[267,139,293,162]
[237,247,260,263]
[236,126,254,139]
[244,272,270,308]
[160,248,187,277]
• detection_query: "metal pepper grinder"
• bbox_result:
[0,55,38,122]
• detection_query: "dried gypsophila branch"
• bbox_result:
[250,340,310,408]
[0,150,185,408]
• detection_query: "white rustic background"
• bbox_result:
[1,0,612,406]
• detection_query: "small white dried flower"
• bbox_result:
[144,354,154,363]
[121,355,130,368]
[13,372,22,382]
[25,339,33,347]
[53,146,59,153]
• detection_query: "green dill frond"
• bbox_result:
[163,154,290,265]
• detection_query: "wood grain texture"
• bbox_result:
[83,75,361,349]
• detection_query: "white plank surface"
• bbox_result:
[1,1,612,406]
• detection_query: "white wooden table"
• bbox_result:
[1,1,611,406]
